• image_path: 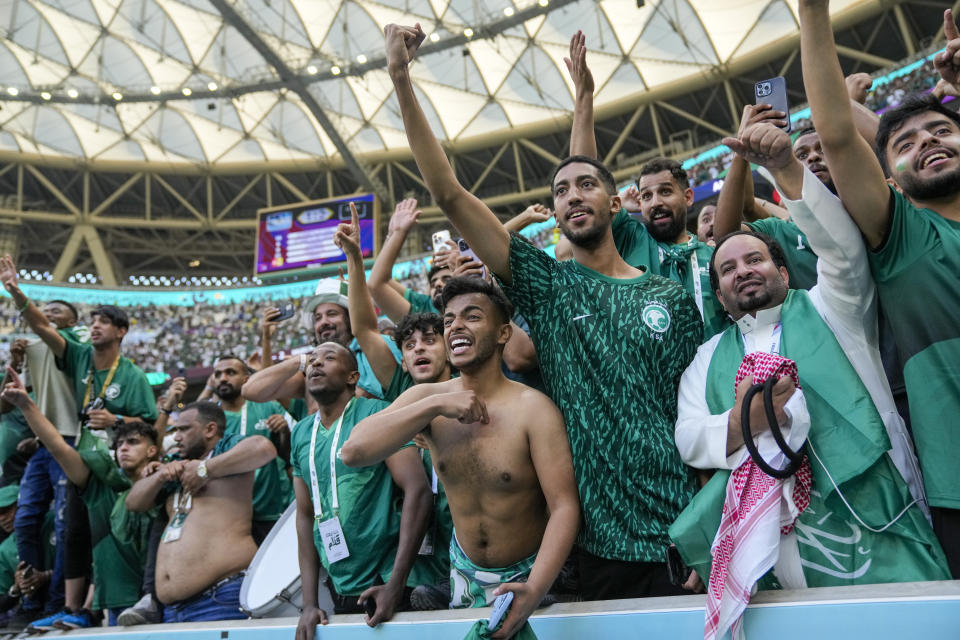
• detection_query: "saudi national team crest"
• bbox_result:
[104,383,121,400]
[641,302,671,333]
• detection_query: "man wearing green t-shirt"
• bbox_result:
[386,23,702,600]
[212,356,295,544]
[564,35,729,340]
[368,197,454,322]
[291,342,431,640]
[0,369,162,630]
[798,2,960,576]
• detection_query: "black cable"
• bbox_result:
[740,377,805,479]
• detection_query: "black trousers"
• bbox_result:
[577,548,688,601]
[931,506,960,579]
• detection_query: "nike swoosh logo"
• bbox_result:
[572,314,593,322]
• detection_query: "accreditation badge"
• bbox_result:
[317,516,350,563]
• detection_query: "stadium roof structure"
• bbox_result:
[0,0,950,284]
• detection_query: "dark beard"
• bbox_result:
[899,165,960,201]
[560,220,607,249]
[217,384,240,401]
[644,213,686,243]
[737,289,774,314]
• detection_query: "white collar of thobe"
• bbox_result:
[735,303,784,336]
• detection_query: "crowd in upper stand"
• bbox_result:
[0,5,958,639]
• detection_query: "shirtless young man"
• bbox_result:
[340,277,580,639]
[125,402,277,622]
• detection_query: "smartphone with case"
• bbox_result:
[432,230,452,252]
[456,238,486,280]
[274,302,295,322]
[754,76,791,132]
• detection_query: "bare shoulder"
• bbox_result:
[507,382,565,431]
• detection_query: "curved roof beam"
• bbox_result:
[206,0,389,202]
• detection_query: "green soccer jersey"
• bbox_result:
[747,217,819,290]
[57,341,158,423]
[0,405,32,468]
[403,288,439,314]
[383,366,415,404]
[498,235,702,562]
[612,209,730,340]
[868,189,960,509]
[78,437,150,611]
[291,397,405,596]
[224,401,294,522]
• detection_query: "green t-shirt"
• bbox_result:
[383,366,415,403]
[57,341,158,423]
[611,209,730,340]
[224,401,294,522]
[291,397,404,596]
[747,217,819,290]
[0,511,55,594]
[498,235,702,562]
[0,405,32,467]
[78,441,148,611]
[868,189,960,509]
[403,288,439,314]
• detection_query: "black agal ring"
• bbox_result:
[740,376,804,479]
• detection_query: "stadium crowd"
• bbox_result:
[0,5,958,640]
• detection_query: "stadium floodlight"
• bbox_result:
[504,7,515,16]
[67,88,79,98]
[112,91,123,101]
[150,86,161,95]
[429,32,440,42]
[40,92,51,101]
[463,27,474,37]
[356,54,367,64]
[6,87,18,96]
[307,65,318,75]
[330,65,341,75]
[182,87,193,96]
[207,82,218,91]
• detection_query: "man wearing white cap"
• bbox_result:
[243,279,402,405]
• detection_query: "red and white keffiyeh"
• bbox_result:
[704,352,812,640]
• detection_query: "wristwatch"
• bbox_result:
[196,460,208,479]
[113,415,125,428]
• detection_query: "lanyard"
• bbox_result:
[420,449,439,494]
[82,354,121,408]
[308,399,354,520]
[689,248,704,321]
[239,403,248,436]
[172,488,192,514]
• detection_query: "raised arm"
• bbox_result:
[242,354,305,403]
[0,256,66,357]
[564,31,597,159]
[368,199,422,323]
[0,367,90,487]
[385,24,511,281]
[336,202,398,389]
[799,0,889,248]
[490,393,579,640]
[502,204,553,233]
[716,105,788,238]
[203,435,276,477]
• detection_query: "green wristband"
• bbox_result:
[17,298,29,313]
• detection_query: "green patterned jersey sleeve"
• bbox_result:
[498,234,559,321]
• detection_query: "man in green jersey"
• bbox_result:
[385,23,702,600]
[125,401,277,622]
[368,198,454,321]
[212,355,296,544]
[342,277,580,640]
[564,34,729,339]
[797,1,960,576]
[0,369,162,629]
[292,342,431,640]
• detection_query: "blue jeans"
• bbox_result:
[162,574,247,623]
[14,442,72,612]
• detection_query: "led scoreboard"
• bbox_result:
[254,194,379,277]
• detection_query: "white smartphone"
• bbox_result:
[432,230,452,252]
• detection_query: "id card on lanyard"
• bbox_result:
[308,400,353,564]
[689,247,705,321]
[418,449,439,556]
